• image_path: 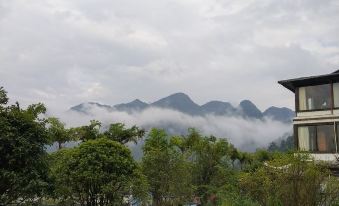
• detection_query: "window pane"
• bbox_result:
[333,83,339,108]
[298,84,331,111]
[297,124,335,152]
[298,126,316,151]
[299,87,307,110]
[317,125,336,152]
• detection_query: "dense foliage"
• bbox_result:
[0,87,51,205]
[50,138,146,206]
[47,117,72,149]
[239,153,339,206]
[1,87,339,206]
[141,129,193,205]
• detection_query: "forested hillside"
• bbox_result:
[1,87,339,206]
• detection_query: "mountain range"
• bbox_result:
[70,92,294,123]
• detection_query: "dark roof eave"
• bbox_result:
[278,80,296,93]
[278,72,339,93]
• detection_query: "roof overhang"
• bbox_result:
[278,71,339,93]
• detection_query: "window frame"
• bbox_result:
[295,122,338,154]
[296,83,333,112]
[335,123,339,153]
[332,82,339,109]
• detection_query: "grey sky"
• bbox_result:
[1,0,339,112]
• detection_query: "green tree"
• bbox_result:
[71,120,102,141]
[169,129,236,205]
[47,117,72,150]
[50,138,146,206]
[141,129,193,206]
[103,123,145,144]
[0,87,51,205]
[71,121,144,145]
[186,132,234,205]
[0,87,8,105]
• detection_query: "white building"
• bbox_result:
[279,71,339,172]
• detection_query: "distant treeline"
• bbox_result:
[267,135,294,152]
[1,86,339,206]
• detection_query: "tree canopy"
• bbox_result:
[142,129,193,206]
[47,117,72,149]
[0,88,51,205]
[50,138,146,206]
[103,123,145,144]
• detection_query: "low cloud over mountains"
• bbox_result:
[71,92,294,122]
[63,93,293,151]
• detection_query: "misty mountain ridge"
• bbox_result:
[70,102,113,114]
[70,92,294,123]
[114,99,148,113]
[239,100,264,119]
[151,93,202,116]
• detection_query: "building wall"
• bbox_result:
[293,110,339,155]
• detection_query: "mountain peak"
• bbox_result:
[114,99,148,112]
[263,106,294,123]
[151,92,201,115]
[130,99,147,105]
[132,99,143,103]
[70,102,112,114]
[153,92,194,104]
[239,100,263,119]
[167,92,191,99]
[201,101,235,115]
[239,99,255,106]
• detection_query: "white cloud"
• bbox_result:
[0,0,338,112]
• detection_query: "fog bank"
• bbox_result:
[50,106,292,151]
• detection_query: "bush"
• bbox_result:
[239,153,338,206]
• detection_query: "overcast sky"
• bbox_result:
[1,0,338,113]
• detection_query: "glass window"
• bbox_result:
[297,124,336,153]
[298,126,316,151]
[333,83,339,108]
[298,84,331,111]
[317,125,336,152]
